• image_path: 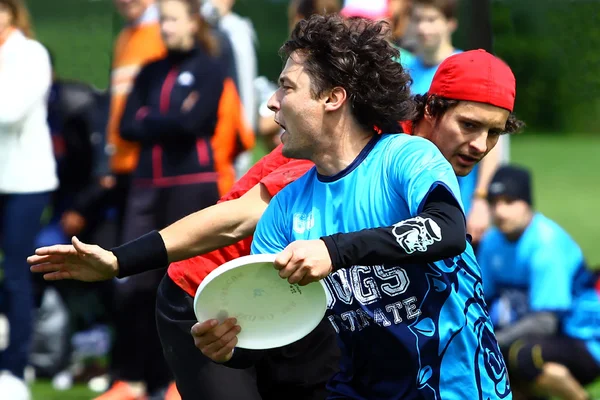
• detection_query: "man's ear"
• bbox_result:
[423,103,435,124]
[324,86,347,112]
[447,18,458,35]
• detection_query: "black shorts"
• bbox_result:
[505,335,600,385]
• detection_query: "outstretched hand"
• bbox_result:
[28,236,119,282]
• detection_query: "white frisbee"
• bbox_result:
[193,254,328,350]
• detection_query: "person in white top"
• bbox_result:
[208,0,257,177]
[0,1,57,398]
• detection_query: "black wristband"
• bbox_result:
[111,230,169,278]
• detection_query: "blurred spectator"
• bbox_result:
[209,0,257,131]
[256,0,342,152]
[99,0,236,399]
[404,0,502,245]
[26,48,99,387]
[97,0,167,398]
[478,165,600,400]
[204,0,257,178]
[0,0,57,398]
[403,0,460,94]
[388,0,417,53]
[106,0,167,242]
[340,0,415,65]
[35,49,97,249]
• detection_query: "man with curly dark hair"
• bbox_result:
[30,15,522,400]
[195,14,514,400]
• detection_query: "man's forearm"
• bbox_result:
[161,184,268,262]
[113,183,271,277]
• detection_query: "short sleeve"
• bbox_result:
[251,195,290,255]
[260,160,314,198]
[387,137,464,216]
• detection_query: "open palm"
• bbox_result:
[28,236,119,282]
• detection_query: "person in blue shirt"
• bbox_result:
[402,0,461,96]
[403,0,506,246]
[477,165,600,400]
[193,14,517,400]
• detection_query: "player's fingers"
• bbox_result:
[72,236,94,255]
[191,318,238,346]
[211,336,238,363]
[29,261,67,273]
[200,324,241,356]
[274,248,294,270]
[298,274,318,286]
[27,254,65,266]
[287,266,307,285]
[278,260,299,280]
[34,244,76,257]
[191,319,219,338]
[42,270,74,281]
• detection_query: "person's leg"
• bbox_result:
[507,336,599,400]
[535,362,590,400]
[0,192,51,378]
[104,186,164,398]
[156,275,262,400]
[257,318,340,400]
[141,183,220,394]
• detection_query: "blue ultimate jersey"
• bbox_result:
[478,213,600,364]
[251,134,511,400]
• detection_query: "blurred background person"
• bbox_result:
[403,0,459,93]
[27,47,98,388]
[388,0,417,53]
[207,0,258,177]
[340,0,415,64]
[94,0,167,398]
[404,0,501,246]
[96,0,230,399]
[478,165,600,400]
[0,0,57,398]
[106,0,166,245]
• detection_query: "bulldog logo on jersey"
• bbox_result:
[392,216,442,254]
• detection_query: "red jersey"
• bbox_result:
[167,145,314,297]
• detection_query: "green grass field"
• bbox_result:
[23,1,600,398]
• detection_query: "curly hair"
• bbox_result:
[280,14,416,133]
[413,94,525,135]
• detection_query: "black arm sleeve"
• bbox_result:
[321,185,466,270]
